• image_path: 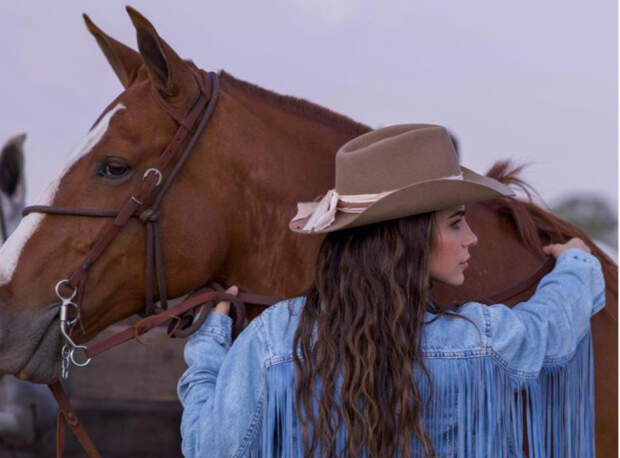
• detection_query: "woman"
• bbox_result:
[178,124,605,457]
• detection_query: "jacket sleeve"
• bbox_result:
[177,311,269,458]
[484,248,606,377]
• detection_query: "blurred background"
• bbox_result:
[0,0,617,258]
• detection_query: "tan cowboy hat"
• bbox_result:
[290,124,514,234]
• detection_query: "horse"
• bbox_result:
[0,134,26,241]
[0,135,58,451]
[0,7,615,456]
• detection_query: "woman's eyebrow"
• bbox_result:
[448,209,466,219]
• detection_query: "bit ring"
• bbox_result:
[55,279,77,301]
[70,346,91,367]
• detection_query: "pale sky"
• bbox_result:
[1,1,617,214]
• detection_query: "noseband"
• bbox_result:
[22,70,251,378]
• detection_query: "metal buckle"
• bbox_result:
[143,168,163,186]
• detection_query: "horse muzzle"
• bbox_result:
[0,300,62,383]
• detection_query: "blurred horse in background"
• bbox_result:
[0,134,57,451]
[0,134,26,241]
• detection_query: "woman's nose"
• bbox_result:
[464,225,478,247]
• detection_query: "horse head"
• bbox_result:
[0,134,26,239]
[0,7,367,383]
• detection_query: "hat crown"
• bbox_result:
[335,124,460,195]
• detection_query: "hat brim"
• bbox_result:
[289,167,515,234]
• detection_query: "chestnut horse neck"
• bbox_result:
[211,73,371,299]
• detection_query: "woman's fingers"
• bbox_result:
[213,285,239,316]
[543,238,590,258]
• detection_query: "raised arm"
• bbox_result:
[485,246,605,377]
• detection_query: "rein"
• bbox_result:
[480,255,556,304]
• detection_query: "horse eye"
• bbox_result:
[97,159,131,179]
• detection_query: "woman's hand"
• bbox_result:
[213,285,239,316]
[543,237,591,258]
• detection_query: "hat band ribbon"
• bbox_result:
[293,172,464,232]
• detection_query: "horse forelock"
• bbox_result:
[218,71,371,137]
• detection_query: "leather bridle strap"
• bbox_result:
[80,256,555,363]
[85,288,281,358]
[49,381,101,458]
[478,256,555,304]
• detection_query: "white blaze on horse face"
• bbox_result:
[0,103,126,287]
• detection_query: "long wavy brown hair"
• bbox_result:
[293,212,437,457]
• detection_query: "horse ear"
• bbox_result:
[448,131,460,162]
[0,134,25,197]
[125,6,195,97]
[83,14,143,89]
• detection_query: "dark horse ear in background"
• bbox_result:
[125,6,200,102]
[0,134,25,197]
[448,131,460,163]
[83,14,143,89]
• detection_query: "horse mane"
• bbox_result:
[483,160,618,298]
[218,71,371,137]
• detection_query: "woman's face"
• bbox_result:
[428,205,478,286]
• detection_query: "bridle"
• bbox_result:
[22,69,280,457]
[23,70,239,375]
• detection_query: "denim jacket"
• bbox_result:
[178,249,606,457]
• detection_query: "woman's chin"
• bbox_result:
[430,272,465,287]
